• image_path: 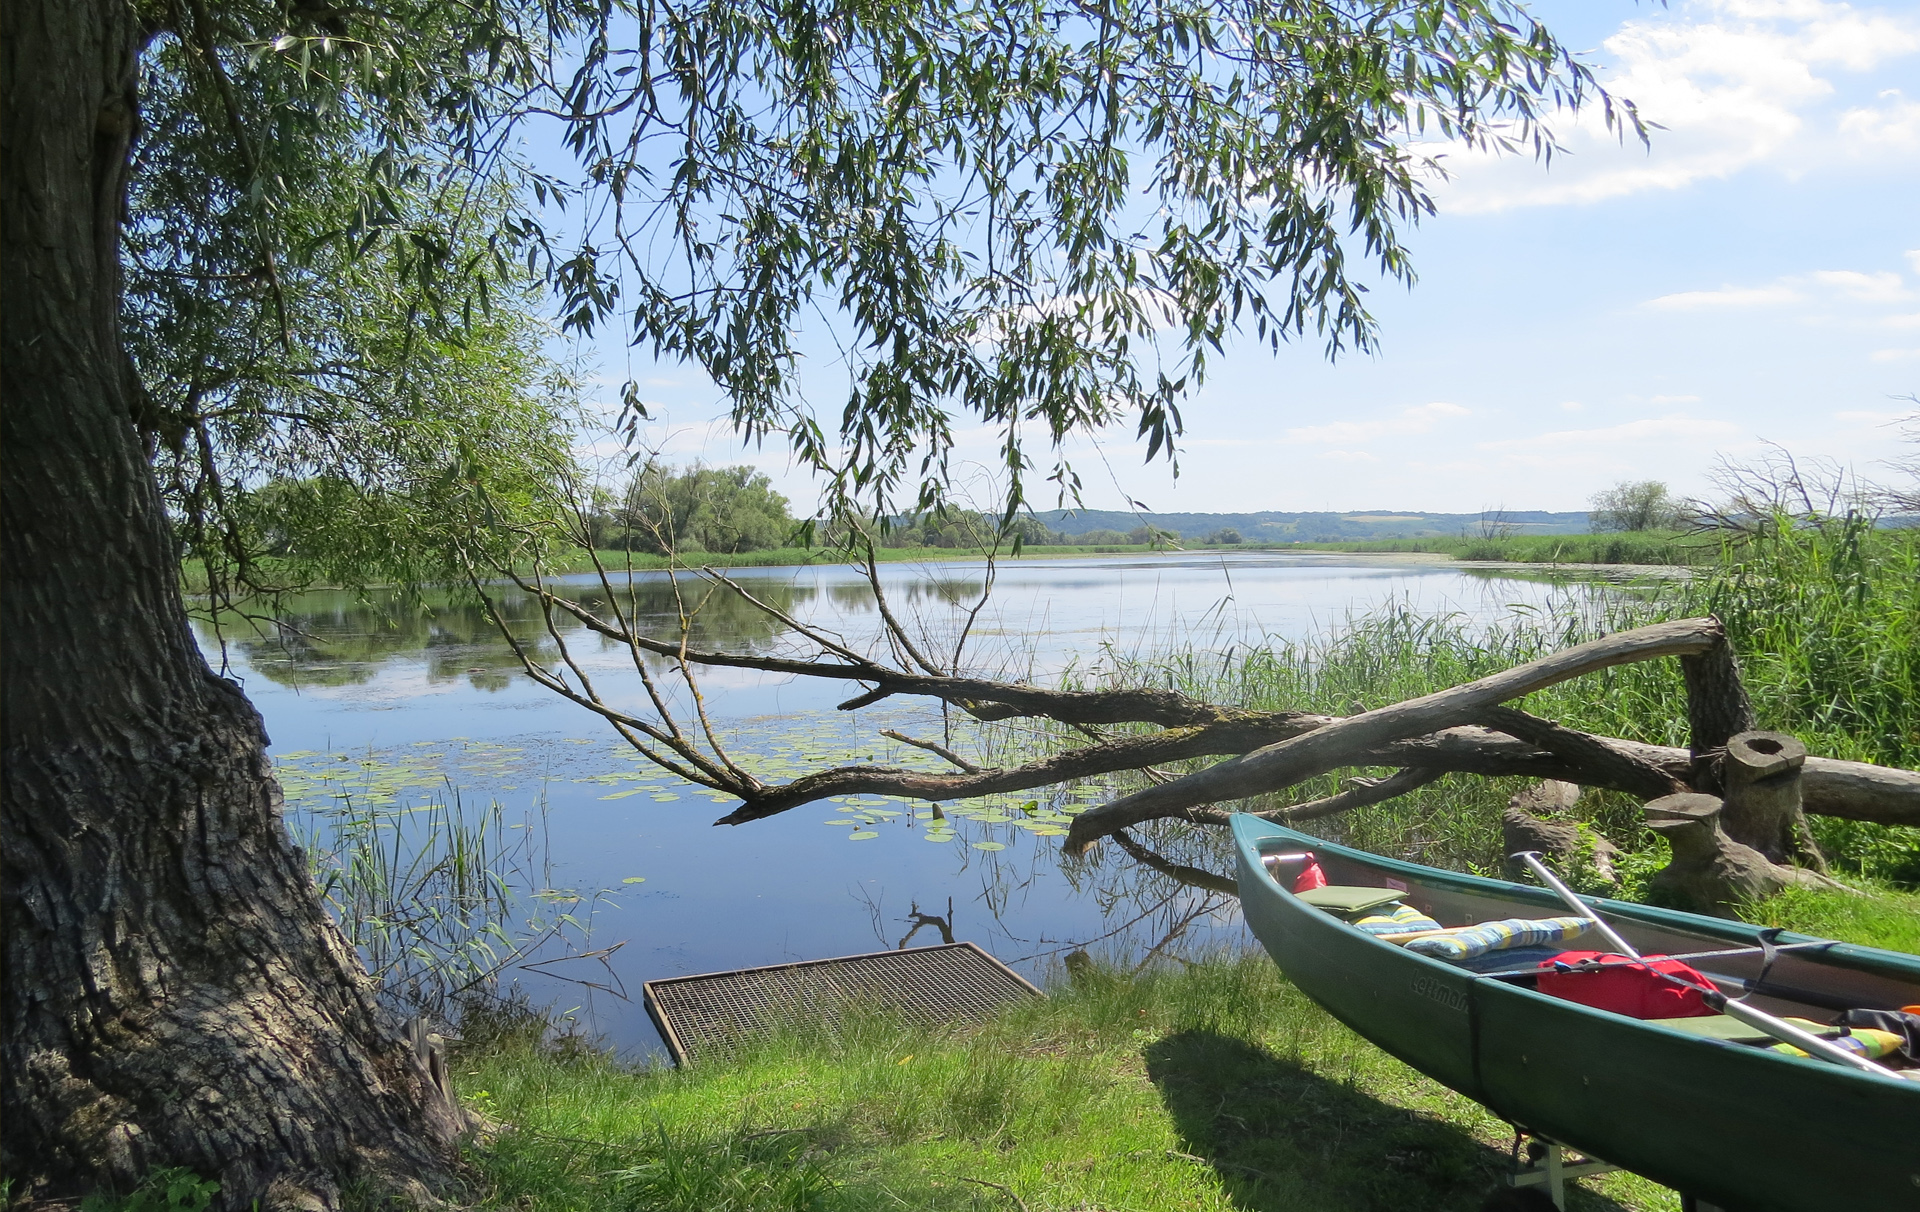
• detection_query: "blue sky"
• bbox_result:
[573,0,1920,516]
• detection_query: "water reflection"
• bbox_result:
[210,576,823,692]
[200,552,1602,1055]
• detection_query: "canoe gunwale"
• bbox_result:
[1230,813,1920,1212]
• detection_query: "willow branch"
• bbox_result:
[1064,618,1727,852]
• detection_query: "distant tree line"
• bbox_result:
[589,463,798,555]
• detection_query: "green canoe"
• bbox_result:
[1231,814,1920,1211]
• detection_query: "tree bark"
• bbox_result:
[1680,630,1757,790]
[2,2,463,1205]
[1718,731,1826,872]
[1064,619,1726,852]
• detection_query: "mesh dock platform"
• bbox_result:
[643,942,1042,1065]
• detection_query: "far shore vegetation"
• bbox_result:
[157,473,1920,1212]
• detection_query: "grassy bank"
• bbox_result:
[1288,531,1711,566]
[458,955,1684,1212]
[1078,520,1920,888]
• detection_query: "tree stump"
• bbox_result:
[1643,792,1835,916]
[1502,780,1618,884]
[1680,631,1757,792]
[1718,730,1827,872]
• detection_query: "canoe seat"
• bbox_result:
[1352,903,1445,936]
[1648,1014,1838,1044]
[1295,885,1405,914]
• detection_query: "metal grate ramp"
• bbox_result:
[643,942,1041,1065]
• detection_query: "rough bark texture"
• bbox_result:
[1501,781,1618,884]
[1065,619,1726,852]
[1679,634,1758,791]
[1643,794,1836,917]
[1717,731,1825,871]
[2,2,464,1205]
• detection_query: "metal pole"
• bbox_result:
[1713,992,1912,1080]
[1510,850,1909,1081]
[1511,851,1642,960]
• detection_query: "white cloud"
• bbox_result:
[1285,401,1469,444]
[1838,94,1920,151]
[1870,347,1920,362]
[1561,400,1586,411]
[1650,394,1704,403]
[1808,270,1911,301]
[1430,0,1920,213]
[1883,313,1920,328]
[1642,263,1914,310]
[1907,249,1920,274]
[1318,450,1381,463]
[1646,284,1803,309]
[1479,414,1743,452]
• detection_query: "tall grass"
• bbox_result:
[1081,522,1920,888]
[295,788,610,1024]
[1292,531,1712,566]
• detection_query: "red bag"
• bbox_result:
[1291,862,1328,893]
[1534,951,1718,1019]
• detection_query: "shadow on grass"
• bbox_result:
[1144,1029,1639,1212]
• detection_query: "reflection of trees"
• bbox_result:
[824,577,985,615]
[572,575,814,659]
[198,577,816,690]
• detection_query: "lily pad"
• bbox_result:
[849,830,880,841]
[970,841,1006,851]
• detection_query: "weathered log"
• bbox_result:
[1718,731,1826,871]
[1608,739,1920,826]
[1502,781,1618,884]
[1644,793,1836,917]
[1479,706,1685,802]
[1799,757,1920,827]
[719,718,1675,826]
[1064,619,1727,853]
[1680,632,1757,789]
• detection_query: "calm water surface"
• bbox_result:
[200,551,1583,1055]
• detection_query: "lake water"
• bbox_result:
[200,551,1586,1056]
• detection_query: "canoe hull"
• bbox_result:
[1232,815,1920,1211]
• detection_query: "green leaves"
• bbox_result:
[130,0,1628,591]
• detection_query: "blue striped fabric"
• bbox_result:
[1402,916,1594,962]
[1351,902,1444,936]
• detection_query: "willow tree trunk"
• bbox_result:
[2,2,464,1206]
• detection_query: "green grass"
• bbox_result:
[457,956,1681,1212]
[1074,521,1920,888]
[1287,531,1711,566]
[1744,882,1920,954]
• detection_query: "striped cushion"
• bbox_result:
[1352,903,1445,936]
[1403,916,1595,962]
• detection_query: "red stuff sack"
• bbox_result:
[1291,862,1328,893]
[1534,951,1718,1019]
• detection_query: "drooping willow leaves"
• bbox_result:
[127,0,1634,605]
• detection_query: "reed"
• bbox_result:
[294,785,608,1024]
[1070,522,1920,887]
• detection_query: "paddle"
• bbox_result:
[1510,851,1910,1082]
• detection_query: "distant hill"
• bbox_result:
[1032,509,1591,542]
